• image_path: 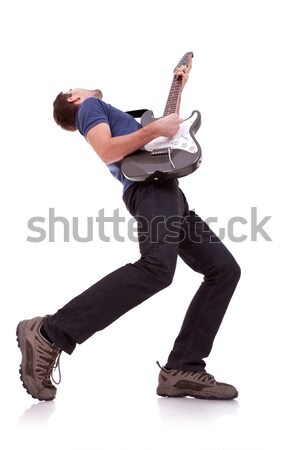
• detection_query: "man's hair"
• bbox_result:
[53,92,79,131]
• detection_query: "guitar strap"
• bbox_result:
[125,109,148,118]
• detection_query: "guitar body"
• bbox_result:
[121,51,203,182]
[121,109,202,181]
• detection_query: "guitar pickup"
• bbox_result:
[151,147,171,156]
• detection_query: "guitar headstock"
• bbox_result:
[173,52,193,72]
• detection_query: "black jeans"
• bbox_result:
[44,179,240,371]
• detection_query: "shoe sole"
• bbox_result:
[156,387,238,400]
[16,322,55,402]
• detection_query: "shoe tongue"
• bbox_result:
[39,323,56,345]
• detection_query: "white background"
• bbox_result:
[1,0,299,449]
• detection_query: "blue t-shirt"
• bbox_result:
[76,97,141,192]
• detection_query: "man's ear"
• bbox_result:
[67,95,81,104]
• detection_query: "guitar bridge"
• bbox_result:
[151,147,171,156]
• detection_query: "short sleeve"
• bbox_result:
[76,97,109,138]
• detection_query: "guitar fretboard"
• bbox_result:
[163,77,182,116]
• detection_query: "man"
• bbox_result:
[17,62,241,402]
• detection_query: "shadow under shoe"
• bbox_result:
[17,316,62,401]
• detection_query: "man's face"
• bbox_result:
[67,88,103,104]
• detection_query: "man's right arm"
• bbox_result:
[86,113,181,164]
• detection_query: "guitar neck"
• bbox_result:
[163,76,182,116]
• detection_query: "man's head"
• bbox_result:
[53,88,103,131]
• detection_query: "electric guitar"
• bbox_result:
[121,52,202,182]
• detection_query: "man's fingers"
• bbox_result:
[175,69,189,81]
[176,65,189,74]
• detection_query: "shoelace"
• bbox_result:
[156,360,217,384]
[191,371,216,384]
[48,348,62,385]
[36,337,62,386]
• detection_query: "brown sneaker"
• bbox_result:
[156,362,238,400]
[16,316,61,401]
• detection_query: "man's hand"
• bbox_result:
[174,54,192,90]
[153,113,182,139]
